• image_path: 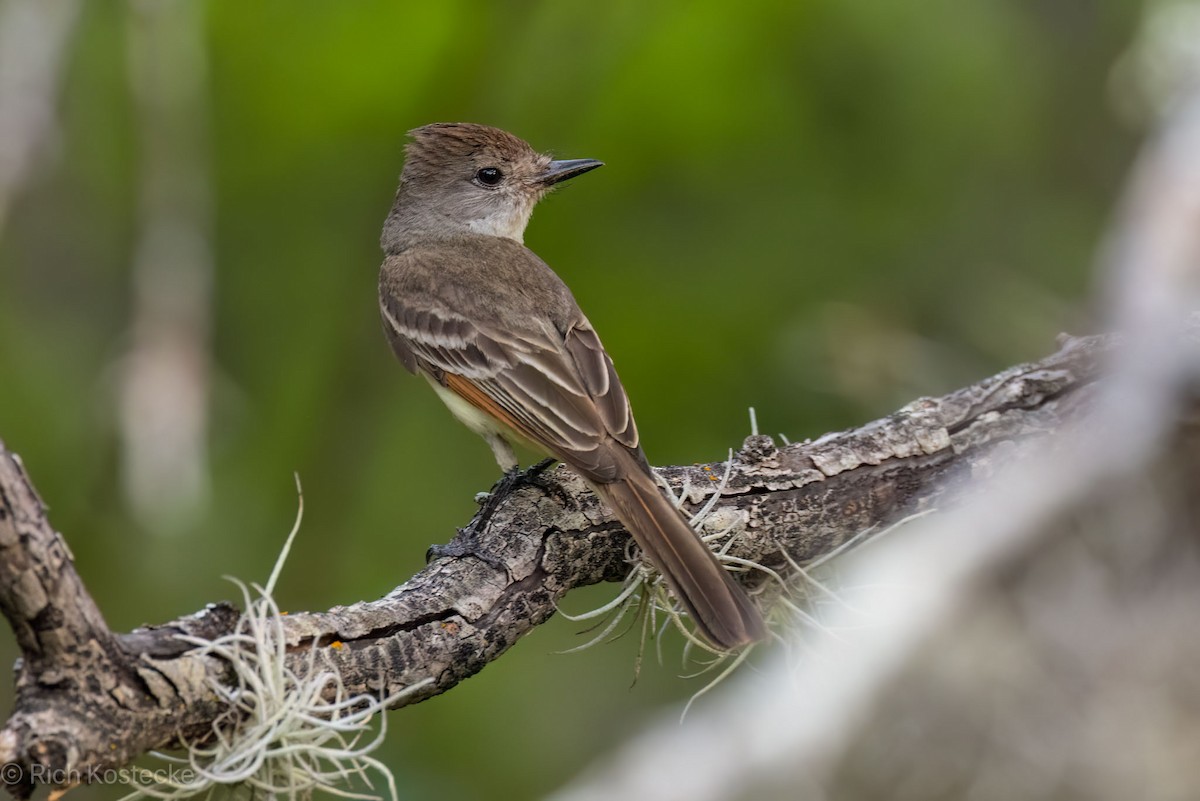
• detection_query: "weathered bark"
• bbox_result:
[0,329,1113,796]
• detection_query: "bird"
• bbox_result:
[377,123,766,650]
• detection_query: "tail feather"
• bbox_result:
[593,468,766,650]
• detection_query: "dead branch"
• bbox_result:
[0,327,1122,797]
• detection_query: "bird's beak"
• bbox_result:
[539,158,604,186]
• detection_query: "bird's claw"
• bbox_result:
[426,537,509,576]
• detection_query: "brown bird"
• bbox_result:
[378,123,766,650]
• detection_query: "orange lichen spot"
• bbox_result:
[440,620,461,634]
[330,640,344,650]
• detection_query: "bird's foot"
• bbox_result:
[475,458,566,503]
[428,459,572,575]
[425,534,510,576]
[428,460,560,574]
[513,458,576,507]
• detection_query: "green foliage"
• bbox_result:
[0,1,1144,799]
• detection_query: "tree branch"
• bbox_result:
[0,328,1115,796]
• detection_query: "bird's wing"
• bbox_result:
[380,278,639,482]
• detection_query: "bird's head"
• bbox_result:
[385,123,602,247]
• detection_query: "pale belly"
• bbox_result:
[423,374,543,469]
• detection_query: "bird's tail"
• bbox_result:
[592,464,767,650]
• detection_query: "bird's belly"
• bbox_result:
[423,374,543,457]
[425,375,506,439]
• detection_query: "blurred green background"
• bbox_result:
[0,0,1152,798]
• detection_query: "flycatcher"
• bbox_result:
[378,123,766,650]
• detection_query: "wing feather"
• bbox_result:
[380,251,641,481]
[564,322,638,448]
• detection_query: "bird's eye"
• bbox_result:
[475,167,504,187]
